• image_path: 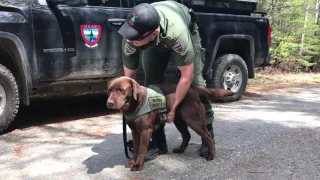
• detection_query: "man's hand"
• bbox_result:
[166,110,176,123]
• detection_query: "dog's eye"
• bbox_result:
[116,88,125,93]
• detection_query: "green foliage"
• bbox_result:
[301,59,316,67]
[258,0,320,62]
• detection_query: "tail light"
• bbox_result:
[267,25,272,46]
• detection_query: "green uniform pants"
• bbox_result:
[140,24,214,124]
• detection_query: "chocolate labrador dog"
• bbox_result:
[106,76,234,171]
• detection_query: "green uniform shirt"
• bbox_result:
[122,0,195,69]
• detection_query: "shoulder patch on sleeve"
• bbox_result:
[172,41,187,56]
[124,43,136,56]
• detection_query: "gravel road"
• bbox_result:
[0,83,319,180]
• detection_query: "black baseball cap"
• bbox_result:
[118,3,160,41]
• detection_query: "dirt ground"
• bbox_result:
[0,82,319,180]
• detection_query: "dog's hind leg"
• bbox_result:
[173,115,191,153]
[187,122,215,160]
[179,94,215,161]
[202,133,215,160]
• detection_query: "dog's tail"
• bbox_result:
[192,86,235,100]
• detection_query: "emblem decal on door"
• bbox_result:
[80,24,101,48]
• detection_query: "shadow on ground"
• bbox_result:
[82,133,128,174]
[3,93,118,135]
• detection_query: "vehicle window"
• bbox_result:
[101,0,122,7]
[38,0,47,5]
[88,0,102,6]
[135,0,165,4]
[88,0,166,8]
[126,0,166,8]
[88,0,123,7]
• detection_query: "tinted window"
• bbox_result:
[102,0,122,7]
[126,0,167,8]
[87,0,123,7]
[88,0,102,6]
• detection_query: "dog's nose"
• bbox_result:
[107,102,114,108]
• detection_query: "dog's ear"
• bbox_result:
[130,78,141,101]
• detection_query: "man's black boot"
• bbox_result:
[199,124,216,157]
[145,126,168,162]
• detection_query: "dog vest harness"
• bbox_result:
[124,85,167,120]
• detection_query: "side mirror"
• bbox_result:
[47,0,88,7]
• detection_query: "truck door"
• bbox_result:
[31,0,129,82]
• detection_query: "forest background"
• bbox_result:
[249,0,320,88]
[256,0,320,71]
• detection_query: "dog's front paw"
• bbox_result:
[130,163,143,171]
[125,160,135,168]
[206,151,215,161]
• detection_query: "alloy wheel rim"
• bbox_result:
[0,84,6,115]
[223,64,243,92]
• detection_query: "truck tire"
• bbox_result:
[0,63,19,133]
[208,54,248,102]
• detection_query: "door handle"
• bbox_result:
[108,18,126,27]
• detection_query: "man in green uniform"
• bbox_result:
[118,1,215,161]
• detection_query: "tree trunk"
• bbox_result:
[315,0,320,35]
[270,0,276,26]
[300,2,310,56]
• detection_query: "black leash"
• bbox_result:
[123,115,131,159]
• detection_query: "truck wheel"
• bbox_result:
[0,64,19,133]
[208,54,248,102]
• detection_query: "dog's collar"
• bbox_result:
[124,85,166,120]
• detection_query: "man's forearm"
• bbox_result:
[172,62,194,112]
[172,77,192,111]
[123,65,137,79]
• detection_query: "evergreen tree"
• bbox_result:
[257,0,320,65]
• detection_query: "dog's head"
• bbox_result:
[106,76,142,112]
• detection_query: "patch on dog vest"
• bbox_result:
[124,43,136,56]
[172,41,187,56]
[148,96,166,110]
